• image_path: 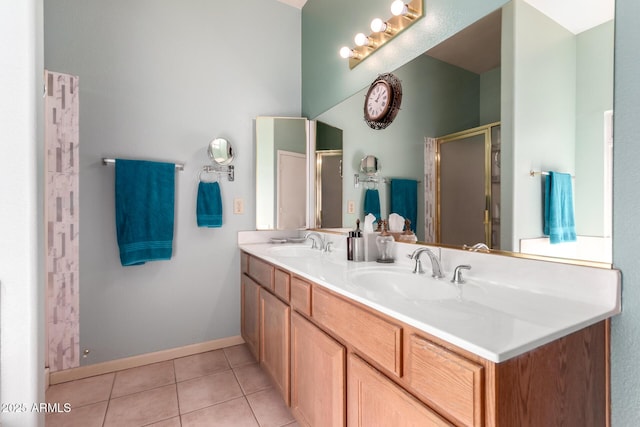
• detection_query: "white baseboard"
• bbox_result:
[49,335,245,385]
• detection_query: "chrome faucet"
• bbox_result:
[451,265,471,284]
[408,247,445,279]
[463,243,490,252]
[304,231,325,251]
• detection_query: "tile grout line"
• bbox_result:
[101,372,116,427]
[226,348,263,427]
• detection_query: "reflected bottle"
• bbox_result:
[376,219,395,263]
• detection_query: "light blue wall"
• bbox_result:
[480,68,501,124]
[317,54,481,240]
[612,0,640,423]
[44,0,301,364]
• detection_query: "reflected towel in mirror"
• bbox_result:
[390,179,417,232]
[544,171,576,244]
[363,189,381,222]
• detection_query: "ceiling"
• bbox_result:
[425,0,615,74]
[525,0,614,34]
[277,0,307,9]
[426,9,502,75]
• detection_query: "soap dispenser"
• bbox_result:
[376,219,395,263]
[347,219,365,262]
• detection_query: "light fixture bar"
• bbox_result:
[343,0,424,69]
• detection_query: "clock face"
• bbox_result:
[365,81,391,121]
[363,73,402,130]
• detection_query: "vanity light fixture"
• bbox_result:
[354,32,376,48]
[339,0,424,69]
[370,18,396,35]
[390,0,419,18]
[339,46,359,59]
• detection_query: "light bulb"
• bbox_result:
[339,46,354,59]
[354,33,369,47]
[390,0,409,16]
[370,18,387,33]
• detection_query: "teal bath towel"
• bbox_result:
[390,179,418,232]
[197,181,223,228]
[363,189,381,222]
[115,159,175,266]
[544,171,576,244]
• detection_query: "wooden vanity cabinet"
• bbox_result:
[240,274,260,360]
[242,252,291,403]
[291,312,346,427]
[240,252,609,427]
[260,288,291,405]
[405,333,484,427]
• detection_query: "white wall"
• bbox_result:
[44,0,301,364]
[0,0,45,425]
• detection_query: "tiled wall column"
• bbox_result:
[45,70,80,371]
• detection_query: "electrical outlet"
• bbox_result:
[347,200,355,214]
[233,198,244,214]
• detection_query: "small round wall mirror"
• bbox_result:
[360,155,379,175]
[208,138,234,165]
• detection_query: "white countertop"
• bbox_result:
[239,237,620,363]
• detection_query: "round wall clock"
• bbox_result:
[364,73,402,130]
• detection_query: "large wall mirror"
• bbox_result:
[256,0,614,266]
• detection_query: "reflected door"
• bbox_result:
[277,150,306,229]
[316,150,343,228]
[436,124,497,247]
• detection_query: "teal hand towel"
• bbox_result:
[544,171,576,244]
[115,159,175,266]
[363,189,381,222]
[390,179,418,232]
[197,181,223,228]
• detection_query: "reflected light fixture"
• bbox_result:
[339,0,424,69]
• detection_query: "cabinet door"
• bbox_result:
[348,354,452,427]
[241,274,260,361]
[291,312,345,427]
[260,289,291,405]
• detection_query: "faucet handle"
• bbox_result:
[451,265,471,284]
[324,241,334,253]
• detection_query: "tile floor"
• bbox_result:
[45,344,299,427]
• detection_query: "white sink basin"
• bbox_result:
[267,244,318,257]
[346,267,462,302]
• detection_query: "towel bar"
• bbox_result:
[102,158,184,171]
[530,170,575,178]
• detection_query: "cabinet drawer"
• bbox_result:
[290,277,311,316]
[249,256,274,291]
[312,287,402,377]
[274,269,290,303]
[405,334,483,427]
